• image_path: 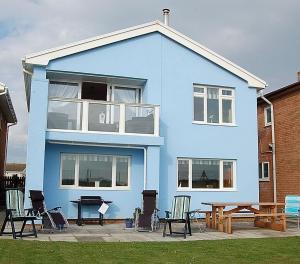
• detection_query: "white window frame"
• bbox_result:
[60,153,131,190]
[259,161,270,181]
[264,106,272,126]
[177,158,237,191]
[193,84,236,126]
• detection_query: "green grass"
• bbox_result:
[0,237,299,264]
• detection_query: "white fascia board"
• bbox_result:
[24,20,266,89]
[158,24,267,89]
[24,21,159,65]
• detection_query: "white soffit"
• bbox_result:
[23,20,266,88]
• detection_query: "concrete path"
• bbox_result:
[0,221,299,242]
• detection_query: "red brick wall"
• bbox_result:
[0,113,8,177]
[257,103,274,202]
[273,89,300,202]
[258,86,300,202]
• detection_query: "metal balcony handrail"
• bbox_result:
[48,97,160,108]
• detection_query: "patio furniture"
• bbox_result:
[0,189,37,239]
[134,190,159,231]
[29,190,69,230]
[70,196,112,226]
[188,209,212,232]
[202,202,286,234]
[284,195,300,228]
[47,112,69,129]
[163,195,192,239]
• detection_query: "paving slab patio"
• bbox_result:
[0,220,299,242]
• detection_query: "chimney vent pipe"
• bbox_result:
[162,9,170,26]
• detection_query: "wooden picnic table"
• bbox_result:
[202,202,286,234]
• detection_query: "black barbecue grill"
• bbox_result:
[70,196,112,226]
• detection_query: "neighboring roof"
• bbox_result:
[23,20,266,89]
[0,82,17,123]
[5,163,26,172]
[258,80,300,104]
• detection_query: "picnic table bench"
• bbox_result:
[202,202,286,234]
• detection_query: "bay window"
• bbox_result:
[60,153,130,189]
[193,84,235,125]
[177,158,236,190]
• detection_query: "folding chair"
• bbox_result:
[29,190,69,231]
[163,195,192,239]
[0,189,37,239]
[134,190,159,231]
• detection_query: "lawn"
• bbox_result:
[0,237,299,264]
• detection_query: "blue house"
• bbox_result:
[22,14,266,220]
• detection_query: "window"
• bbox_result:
[48,80,141,103]
[177,158,236,190]
[193,85,235,125]
[264,106,272,126]
[259,162,269,181]
[48,81,79,98]
[60,153,131,189]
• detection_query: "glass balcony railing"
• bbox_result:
[47,98,160,136]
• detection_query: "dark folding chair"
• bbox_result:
[0,189,37,239]
[134,190,159,231]
[29,190,69,231]
[163,195,192,239]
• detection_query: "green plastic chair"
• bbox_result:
[0,189,37,239]
[163,195,192,238]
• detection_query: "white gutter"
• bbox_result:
[4,122,17,176]
[0,83,18,175]
[143,148,147,190]
[23,68,33,76]
[259,91,277,202]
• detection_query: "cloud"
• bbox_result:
[0,0,299,162]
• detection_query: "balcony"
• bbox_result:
[47,98,160,136]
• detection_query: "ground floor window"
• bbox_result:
[177,158,236,190]
[60,153,130,189]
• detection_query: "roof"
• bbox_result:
[23,20,266,90]
[5,163,26,172]
[258,80,300,104]
[0,82,17,123]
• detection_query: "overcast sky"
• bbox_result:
[1,0,299,163]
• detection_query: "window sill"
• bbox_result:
[259,179,270,182]
[264,123,272,127]
[192,121,237,127]
[59,186,131,191]
[177,188,237,192]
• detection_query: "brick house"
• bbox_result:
[258,73,300,203]
[0,82,17,177]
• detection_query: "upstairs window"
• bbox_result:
[259,162,270,181]
[193,85,235,125]
[264,106,272,126]
[48,81,79,98]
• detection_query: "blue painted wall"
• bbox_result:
[44,143,144,219]
[26,31,259,217]
[25,66,48,208]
